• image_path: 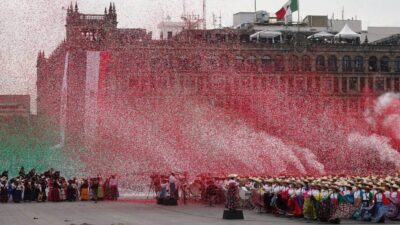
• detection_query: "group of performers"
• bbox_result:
[242,175,400,223]
[0,167,119,203]
[151,173,400,223]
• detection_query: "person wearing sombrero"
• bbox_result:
[225,174,240,211]
[371,186,390,223]
[386,183,400,220]
[303,182,319,221]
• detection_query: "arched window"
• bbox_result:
[316,55,325,71]
[302,55,311,72]
[395,57,400,72]
[328,55,337,72]
[261,55,272,72]
[247,55,257,72]
[289,55,299,71]
[275,55,285,71]
[354,56,364,72]
[368,56,378,72]
[381,56,390,72]
[343,55,352,72]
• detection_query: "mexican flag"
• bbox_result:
[275,0,299,20]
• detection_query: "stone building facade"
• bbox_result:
[36,3,400,148]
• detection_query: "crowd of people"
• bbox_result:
[151,173,400,223]
[0,167,119,203]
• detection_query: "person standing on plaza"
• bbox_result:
[109,175,119,200]
[169,173,177,199]
[91,177,99,203]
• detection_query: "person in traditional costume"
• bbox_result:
[306,183,322,221]
[23,180,33,202]
[371,187,390,223]
[38,177,47,202]
[303,183,316,221]
[206,179,218,206]
[225,175,240,211]
[66,180,77,201]
[59,178,67,201]
[354,185,374,221]
[353,184,362,208]
[386,183,400,220]
[158,178,169,203]
[51,178,61,202]
[32,179,41,201]
[274,181,290,215]
[0,177,9,203]
[292,182,305,217]
[169,173,177,200]
[263,179,274,213]
[12,179,23,203]
[80,179,90,201]
[90,177,100,203]
[316,184,332,222]
[97,177,104,200]
[109,175,119,200]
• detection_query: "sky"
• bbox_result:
[1,0,400,113]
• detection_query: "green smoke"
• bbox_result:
[0,117,81,178]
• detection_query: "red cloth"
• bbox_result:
[275,7,286,20]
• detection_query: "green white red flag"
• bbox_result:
[275,0,299,20]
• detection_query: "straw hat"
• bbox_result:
[227,174,238,179]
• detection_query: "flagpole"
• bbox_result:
[297,0,300,32]
[254,0,257,23]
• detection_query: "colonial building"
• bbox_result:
[0,95,30,124]
[36,3,400,149]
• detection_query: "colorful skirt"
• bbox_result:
[303,198,316,220]
[80,188,89,201]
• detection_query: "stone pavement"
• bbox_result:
[0,201,399,225]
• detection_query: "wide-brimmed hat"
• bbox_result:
[227,174,238,179]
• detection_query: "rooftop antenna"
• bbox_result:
[342,6,344,20]
[212,12,222,29]
[254,0,257,23]
[202,0,207,29]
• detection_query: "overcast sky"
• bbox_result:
[1,0,400,113]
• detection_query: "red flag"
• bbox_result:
[275,7,287,20]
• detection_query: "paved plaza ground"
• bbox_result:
[1,201,400,225]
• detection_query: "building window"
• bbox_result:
[261,56,272,72]
[275,55,285,71]
[343,56,352,72]
[328,55,337,72]
[316,55,325,71]
[375,77,385,92]
[381,56,390,72]
[289,55,299,71]
[369,56,378,72]
[349,77,358,91]
[395,57,400,72]
[302,55,311,71]
[247,56,257,72]
[167,31,173,40]
[395,78,400,91]
[354,56,364,72]
[342,77,348,93]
